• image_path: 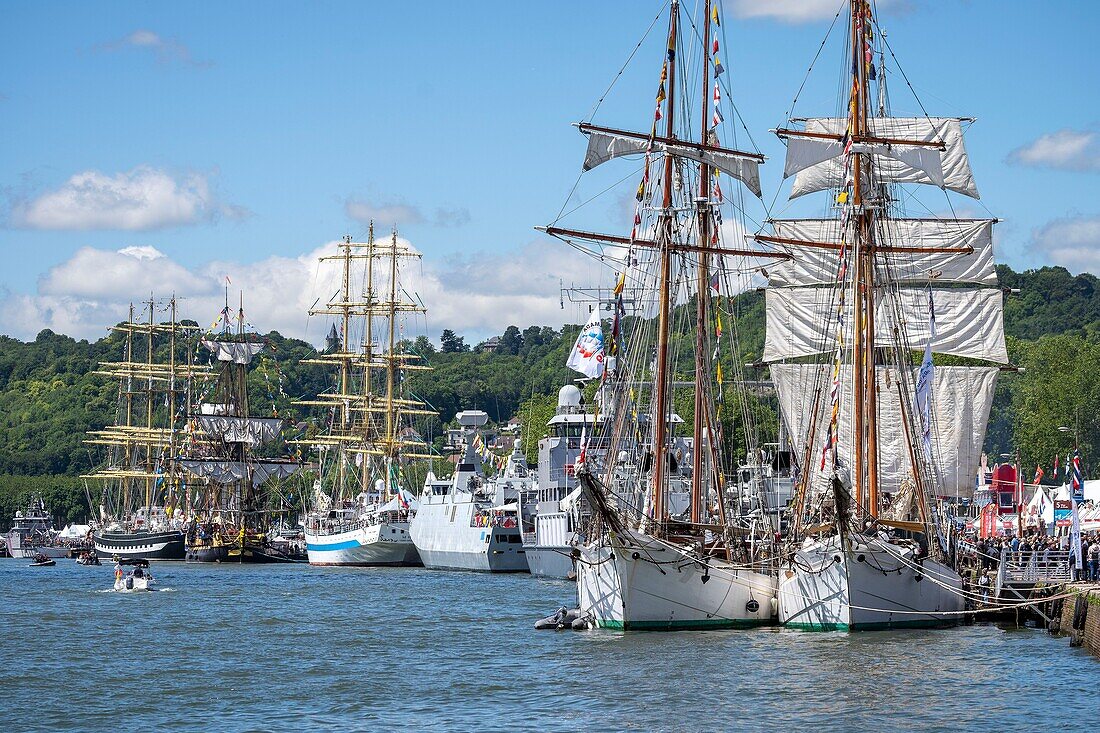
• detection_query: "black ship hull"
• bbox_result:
[93,530,185,560]
[185,543,232,563]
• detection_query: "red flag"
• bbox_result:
[1033,465,1044,484]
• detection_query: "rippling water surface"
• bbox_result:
[0,560,1093,732]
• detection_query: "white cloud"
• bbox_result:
[96,29,210,68]
[1008,128,1100,171]
[1028,215,1100,273]
[0,235,602,344]
[10,166,248,231]
[728,0,900,23]
[345,198,470,228]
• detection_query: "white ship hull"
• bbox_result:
[778,534,964,631]
[410,501,528,573]
[576,529,777,630]
[305,521,421,567]
[524,545,575,579]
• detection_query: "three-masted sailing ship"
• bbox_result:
[180,295,302,563]
[765,0,1004,629]
[543,0,784,629]
[300,227,433,566]
[85,297,208,560]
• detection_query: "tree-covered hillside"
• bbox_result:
[3,264,1100,525]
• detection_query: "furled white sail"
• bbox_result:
[772,364,999,496]
[179,459,299,486]
[196,415,284,446]
[764,286,1007,363]
[783,117,978,199]
[202,340,265,365]
[764,218,997,287]
[581,128,761,197]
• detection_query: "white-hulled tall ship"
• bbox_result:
[85,297,210,560]
[180,295,302,562]
[301,227,433,567]
[541,0,784,629]
[765,0,999,629]
[411,410,529,573]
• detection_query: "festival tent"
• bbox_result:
[58,523,91,540]
[1054,479,1100,503]
[1023,486,1054,528]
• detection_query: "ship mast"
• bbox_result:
[362,223,376,498]
[691,0,713,525]
[384,229,399,501]
[650,0,678,531]
[849,0,880,519]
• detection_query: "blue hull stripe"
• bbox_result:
[306,539,364,552]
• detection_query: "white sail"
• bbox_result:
[784,117,978,199]
[195,415,284,446]
[772,364,998,497]
[763,218,997,287]
[202,340,266,365]
[179,459,299,486]
[764,286,1008,363]
[581,128,762,197]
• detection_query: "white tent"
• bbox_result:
[58,523,90,540]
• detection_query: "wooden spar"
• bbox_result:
[144,297,154,516]
[849,0,866,514]
[362,223,375,500]
[540,225,791,259]
[753,233,973,255]
[578,122,765,162]
[857,0,880,518]
[123,303,134,516]
[167,296,177,513]
[337,235,351,502]
[385,229,400,500]
[773,127,946,150]
[692,0,712,526]
[651,1,678,531]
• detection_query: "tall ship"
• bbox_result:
[301,227,433,567]
[410,410,529,573]
[180,295,302,562]
[541,0,783,629]
[6,495,70,559]
[85,297,209,560]
[765,0,1001,629]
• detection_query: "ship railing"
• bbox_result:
[999,548,1074,585]
[470,512,518,529]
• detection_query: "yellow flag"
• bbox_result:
[716,361,724,384]
[836,191,849,204]
[614,271,626,296]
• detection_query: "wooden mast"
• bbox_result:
[651,0,679,530]
[144,297,155,516]
[384,229,399,501]
[337,235,352,502]
[856,0,880,518]
[362,223,376,498]
[691,0,712,526]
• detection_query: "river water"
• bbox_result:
[0,560,1093,732]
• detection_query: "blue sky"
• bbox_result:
[1,0,1098,342]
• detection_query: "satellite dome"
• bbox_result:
[558,384,582,408]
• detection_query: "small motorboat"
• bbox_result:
[29,553,56,567]
[113,558,154,591]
